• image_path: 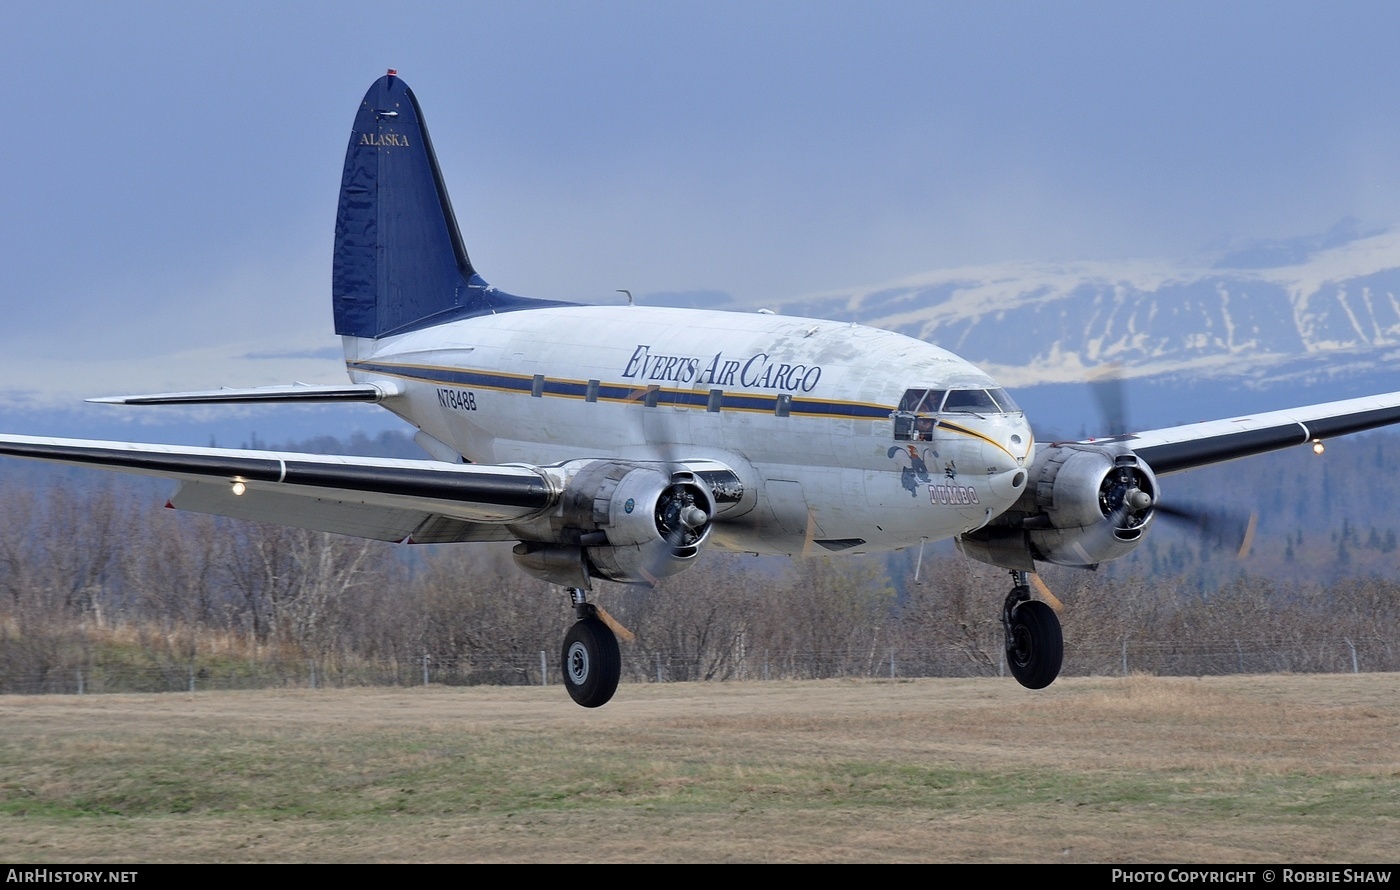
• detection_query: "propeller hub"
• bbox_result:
[654,477,715,552]
[1098,459,1156,530]
[680,505,709,529]
[1126,488,1153,511]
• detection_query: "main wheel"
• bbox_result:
[562,616,621,708]
[1005,600,1064,690]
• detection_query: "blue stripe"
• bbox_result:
[349,361,892,419]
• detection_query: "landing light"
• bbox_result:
[231,480,247,496]
[1312,439,1325,455]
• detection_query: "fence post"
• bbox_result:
[540,650,548,685]
[422,652,430,687]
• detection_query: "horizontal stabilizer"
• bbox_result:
[86,382,398,406]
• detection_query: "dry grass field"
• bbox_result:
[1,674,1397,863]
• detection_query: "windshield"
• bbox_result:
[987,388,1021,413]
[942,389,1001,414]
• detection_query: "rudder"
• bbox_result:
[332,72,566,340]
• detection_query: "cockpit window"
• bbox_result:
[898,388,946,413]
[942,389,1001,414]
[988,388,1021,413]
[893,386,1018,439]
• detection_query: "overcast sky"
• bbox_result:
[9,1,1400,421]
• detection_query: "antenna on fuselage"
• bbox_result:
[617,289,634,306]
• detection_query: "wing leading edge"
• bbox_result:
[1122,391,1400,474]
[0,433,553,544]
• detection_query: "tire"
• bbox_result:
[1006,600,1064,690]
[562,617,621,708]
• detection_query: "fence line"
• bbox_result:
[2,636,1394,694]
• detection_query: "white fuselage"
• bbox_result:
[345,305,1035,556]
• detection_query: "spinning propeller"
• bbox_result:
[630,385,715,582]
[1088,365,1257,560]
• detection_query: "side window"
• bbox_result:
[893,388,943,441]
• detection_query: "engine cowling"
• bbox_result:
[511,460,716,588]
[958,443,1158,570]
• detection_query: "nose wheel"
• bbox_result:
[562,594,621,708]
[1002,572,1063,689]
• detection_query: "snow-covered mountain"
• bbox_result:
[773,222,1400,433]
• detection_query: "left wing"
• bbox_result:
[0,433,554,544]
[1120,391,1400,474]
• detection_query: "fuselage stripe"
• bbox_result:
[348,360,894,419]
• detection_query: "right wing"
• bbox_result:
[0,433,555,544]
[1121,391,1400,474]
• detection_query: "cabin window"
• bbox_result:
[707,389,723,413]
[531,375,545,398]
[586,379,600,403]
[644,385,661,408]
[775,394,792,417]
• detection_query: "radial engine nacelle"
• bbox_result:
[958,443,1158,570]
[511,459,719,588]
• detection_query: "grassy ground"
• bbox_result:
[1,674,1397,863]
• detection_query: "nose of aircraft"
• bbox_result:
[984,414,1034,504]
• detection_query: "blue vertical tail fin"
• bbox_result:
[333,72,568,340]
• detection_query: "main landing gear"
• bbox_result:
[561,587,621,708]
[1002,570,1063,689]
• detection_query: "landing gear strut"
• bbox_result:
[561,587,621,708]
[1001,570,1063,689]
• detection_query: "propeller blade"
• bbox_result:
[1154,502,1258,558]
[627,386,716,584]
[801,508,818,556]
[1089,362,1129,438]
[594,604,636,642]
[1085,364,1257,560]
[1030,573,1063,612]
